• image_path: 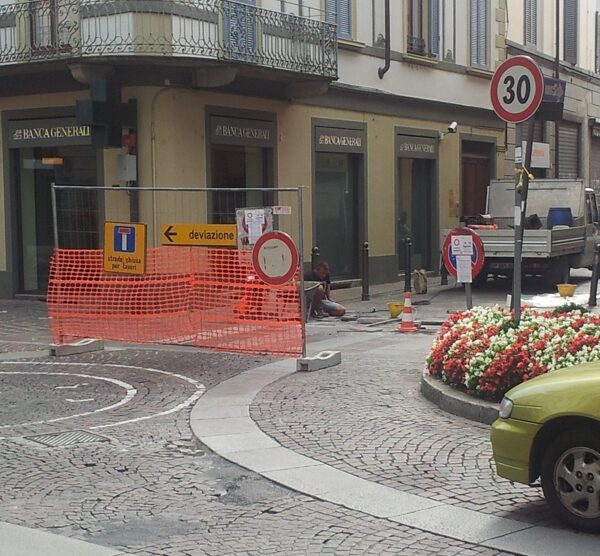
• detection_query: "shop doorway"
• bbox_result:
[461,142,493,217]
[397,158,436,271]
[315,152,359,279]
[210,145,274,224]
[15,145,98,294]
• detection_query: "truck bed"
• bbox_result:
[473,226,586,259]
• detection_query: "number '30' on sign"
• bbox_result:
[490,56,544,124]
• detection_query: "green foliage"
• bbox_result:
[552,303,589,316]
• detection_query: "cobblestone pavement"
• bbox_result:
[0,303,519,555]
[252,333,561,529]
[0,300,51,352]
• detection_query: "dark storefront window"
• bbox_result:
[210,145,273,224]
[315,153,359,278]
[16,145,99,294]
[397,158,436,271]
[208,111,275,224]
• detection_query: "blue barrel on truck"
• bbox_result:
[547,207,573,229]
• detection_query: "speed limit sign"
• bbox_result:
[490,56,544,123]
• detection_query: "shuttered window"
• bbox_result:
[596,12,600,73]
[325,0,352,40]
[470,0,488,68]
[558,122,580,179]
[428,0,440,57]
[524,0,537,46]
[516,119,544,145]
[563,0,578,65]
[407,0,439,57]
[407,0,424,54]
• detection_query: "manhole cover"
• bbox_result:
[25,430,109,448]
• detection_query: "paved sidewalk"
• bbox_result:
[191,324,599,556]
[1,271,598,555]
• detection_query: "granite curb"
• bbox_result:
[420,368,499,425]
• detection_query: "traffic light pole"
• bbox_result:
[512,118,536,324]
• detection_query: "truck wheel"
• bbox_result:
[543,257,570,289]
[472,270,488,289]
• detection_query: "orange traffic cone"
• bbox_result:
[396,291,418,333]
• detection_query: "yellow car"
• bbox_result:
[491,361,600,533]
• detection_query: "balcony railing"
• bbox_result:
[0,0,338,79]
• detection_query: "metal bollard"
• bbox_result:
[311,246,319,270]
[589,244,600,307]
[440,259,449,286]
[404,238,412,293]
[362,241,370,301]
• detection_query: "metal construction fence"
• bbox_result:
[48,185,306,357]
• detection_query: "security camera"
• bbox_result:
[448,121,458,133]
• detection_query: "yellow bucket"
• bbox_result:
[387,301,404,318]
[557,283,576,297]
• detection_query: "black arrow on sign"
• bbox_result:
[164,225,178,243]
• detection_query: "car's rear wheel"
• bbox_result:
[541,430,600,533]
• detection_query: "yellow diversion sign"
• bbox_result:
[161,224,237,247]
[104,222,147,275]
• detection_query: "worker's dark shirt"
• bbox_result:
[304,271,331,287]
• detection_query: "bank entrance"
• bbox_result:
[208,109,275,224]
[396,130,437,272]
[8,116,98,295]
[313,121,365,279]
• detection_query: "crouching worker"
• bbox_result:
[304,261,346,317]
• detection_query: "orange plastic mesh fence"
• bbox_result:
[47,247,304,357]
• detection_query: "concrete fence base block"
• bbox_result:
[297,350,342,372]
[50,339,105,357]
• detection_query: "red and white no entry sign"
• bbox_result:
[490,56,544,123]
[442,228,485,280]
[252,231,299,286]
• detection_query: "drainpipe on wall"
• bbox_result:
[378,0,390,79]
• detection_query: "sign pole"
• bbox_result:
[489,55,544,324]
[465,283,473,310]
[442,229,485,305]
[512,118,535,323]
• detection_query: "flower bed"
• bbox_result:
[426,305,600,401]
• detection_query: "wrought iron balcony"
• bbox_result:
[0,0,337,79]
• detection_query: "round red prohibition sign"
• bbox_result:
[252,231,299,286]
[442,228,485,279]
[490,56,544,123]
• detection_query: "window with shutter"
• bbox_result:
[470,0,488,68]
[558,122,580,179]
[525,0,537,47]
[428,0,440,57]
[596,12,600,73]
[563,0,578,65]
[407,0,425,54]
[325,0,352,40]
[407,0,439,57]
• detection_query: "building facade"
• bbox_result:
[0,0,511,298]
[504,0,600,190]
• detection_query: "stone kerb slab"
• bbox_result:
[420,368,499,425]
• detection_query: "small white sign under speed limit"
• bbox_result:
[490,56,544,123]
